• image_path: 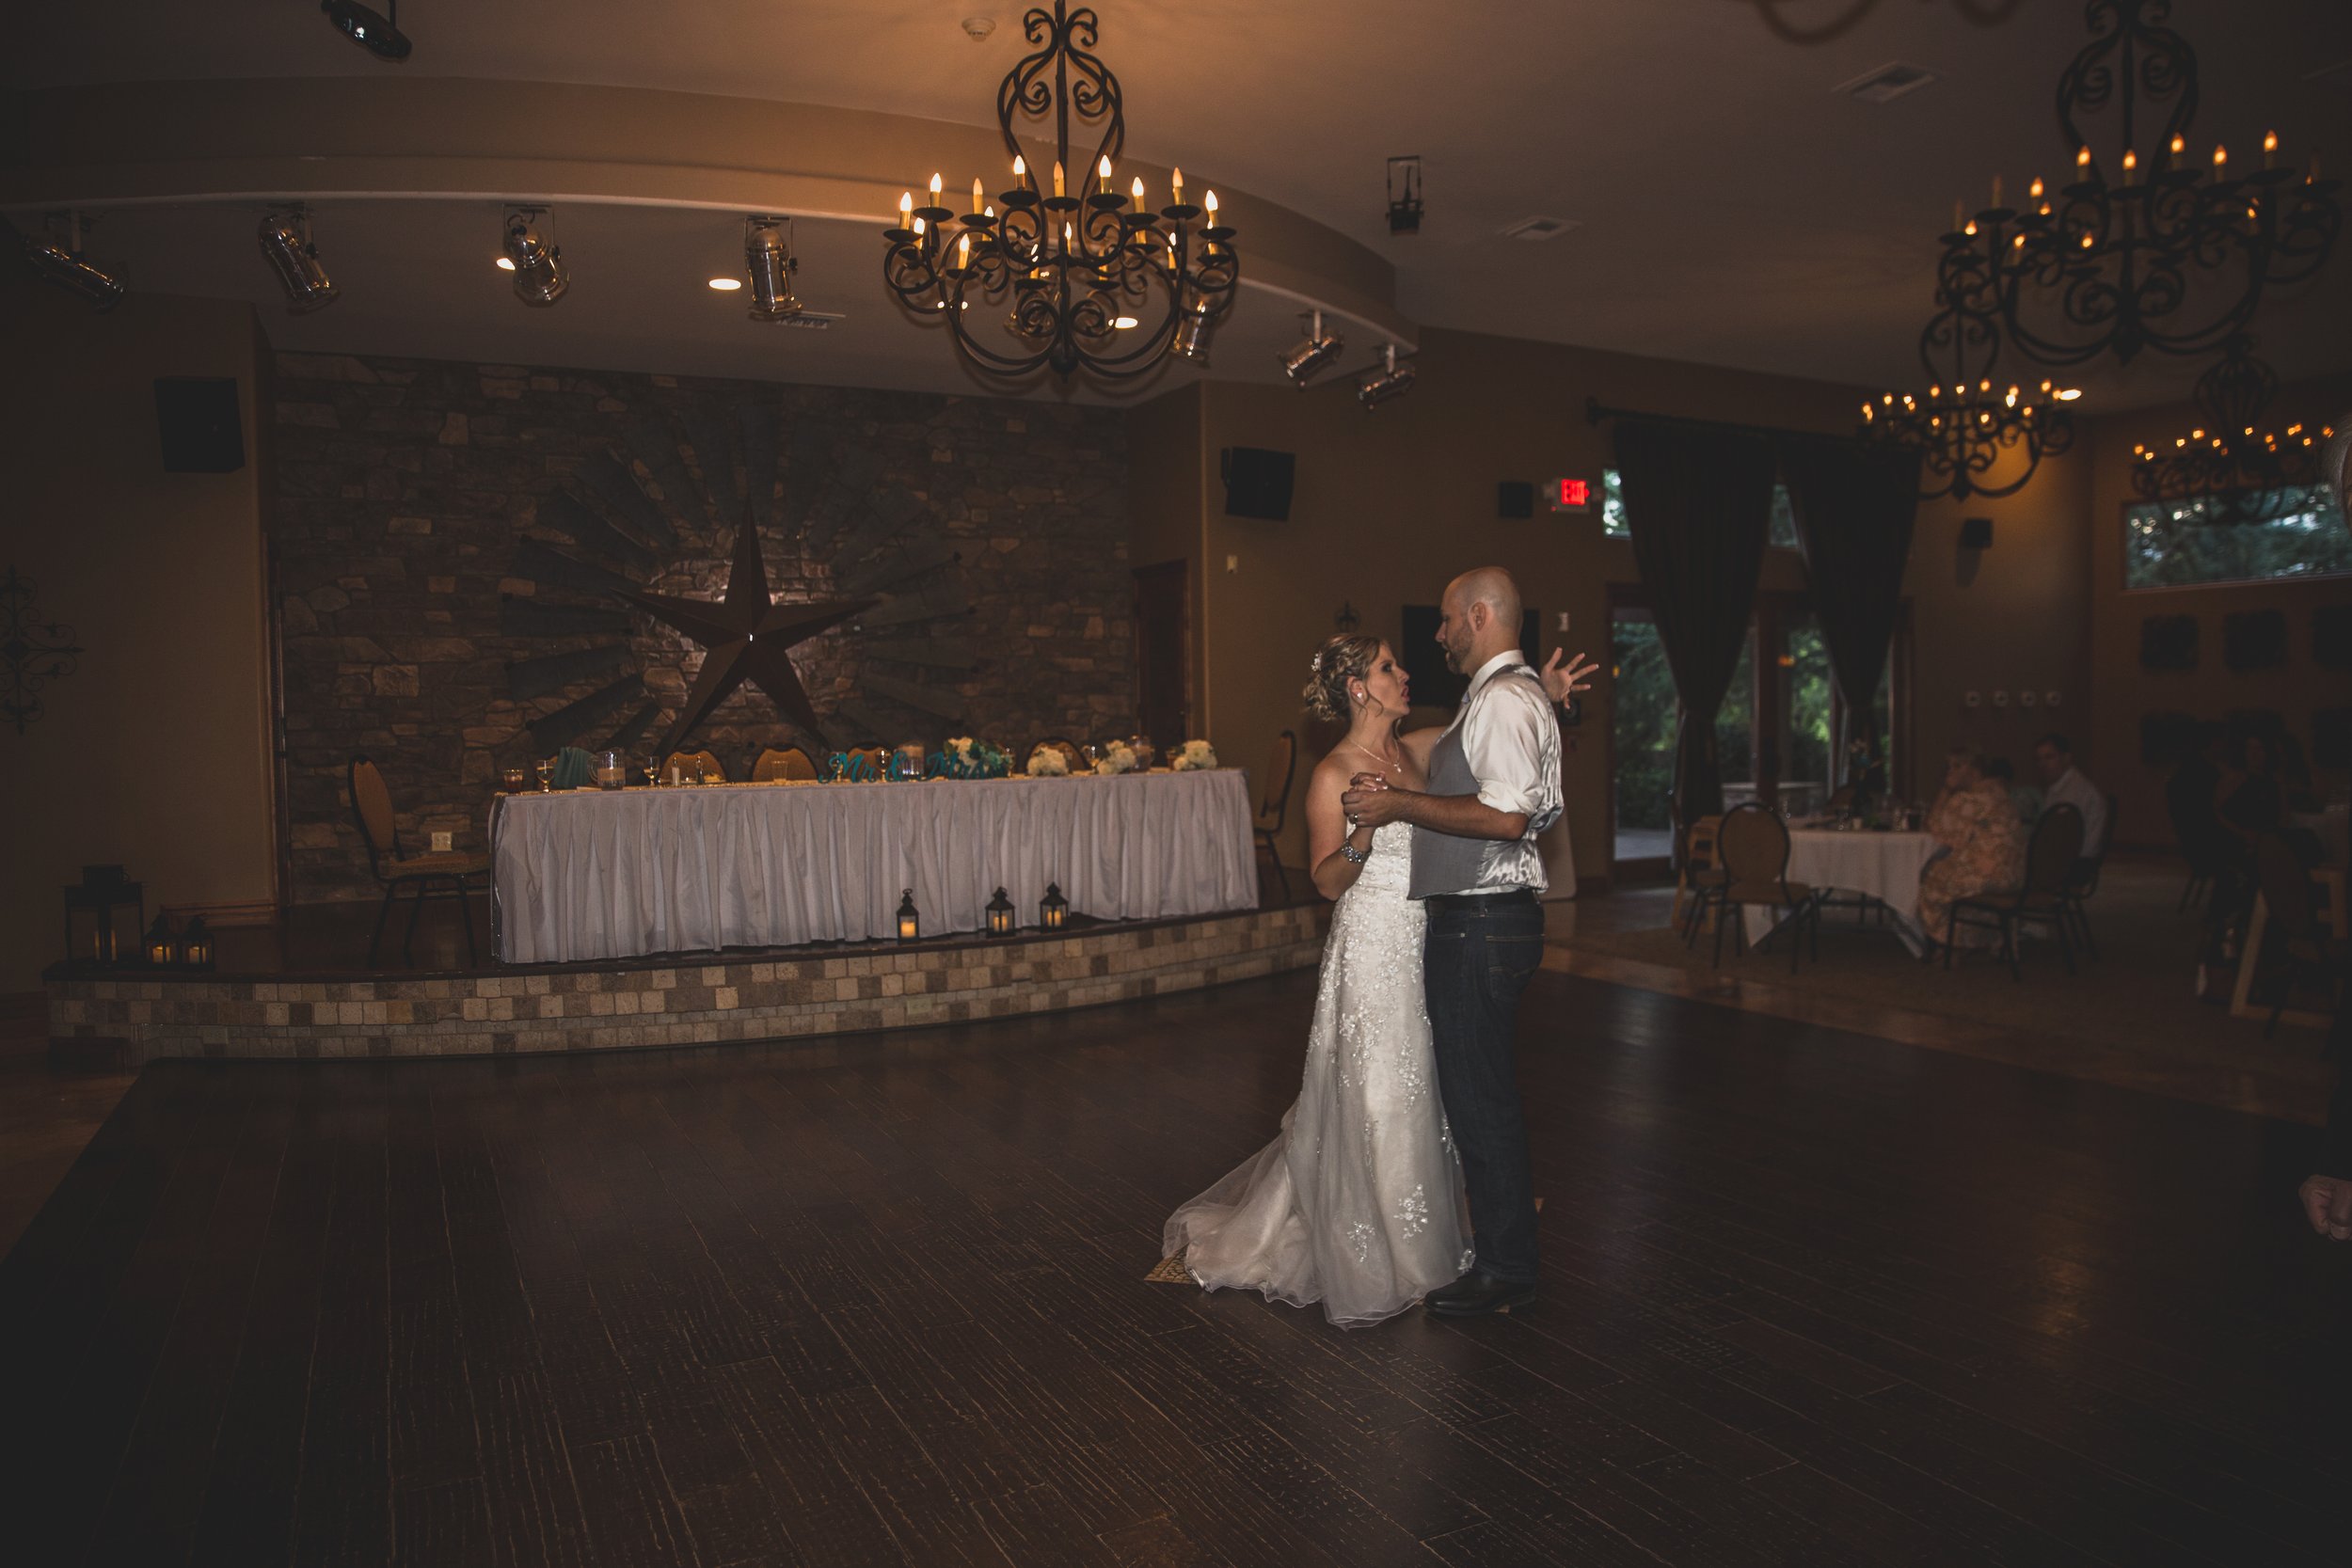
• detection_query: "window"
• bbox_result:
[1601,467,1800,549]
[2123,487,2351,591]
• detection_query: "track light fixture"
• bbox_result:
[17,211,124,310]
[743,216,803,321]
[1386,156,1424,235]
[1277,309,1345,387]
[1356,343,1417,409]
[501,209,567,306]
[257,207,339,313]
[321,1,413,62]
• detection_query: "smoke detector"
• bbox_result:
[1500,215,1579,243]
[1836,62,1937,103]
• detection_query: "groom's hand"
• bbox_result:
[1541,648,1599,705]
[1343,773,1409,827]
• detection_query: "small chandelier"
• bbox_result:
[879,2,1238,381]
[1933,0,2339,372]
[1861,261,2077,499]
[2129,336,2337,523]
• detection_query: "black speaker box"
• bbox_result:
[153,377,246,473]
[1959,516,1993,549]
[1220,446,1295,521]
[1496,481,1534,518]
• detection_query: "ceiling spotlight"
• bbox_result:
[1168,302,1216,365]
[257,207,339,314]
[321,0,412,62]
[1386,155,1423,235]
[501,209,567,306]
[1277,309,1345,387]
[743,216,803,321]
[707,277,742,291]
[1357,343,1417,409]
[17,211,124,310]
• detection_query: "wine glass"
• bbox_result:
[642,756,659,788]
[534,755,554,792]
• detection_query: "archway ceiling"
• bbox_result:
[10,1,2350,409]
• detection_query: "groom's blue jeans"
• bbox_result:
[1423,888,1544,1286]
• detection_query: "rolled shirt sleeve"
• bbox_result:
[1464,677,1563,835]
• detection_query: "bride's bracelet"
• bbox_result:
[1340,844,1370,865]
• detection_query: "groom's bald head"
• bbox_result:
[1437,567,1524,673]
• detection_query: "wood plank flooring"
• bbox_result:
[3,968,2346,1566]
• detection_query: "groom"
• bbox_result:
[1343,567,1575,1316]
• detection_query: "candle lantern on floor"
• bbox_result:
[985,887,1016,937]
[63,864,142,969]
[144,912,177,967]
[897,889,921,942]
[1040,881,1069,932]
[179,914,215,971]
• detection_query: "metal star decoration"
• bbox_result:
[625,507,874,754]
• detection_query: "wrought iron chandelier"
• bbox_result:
[1935,0,2340,372]
[1861,253,2078,500]
[2128,335,2337,522]
[879,2,1239,382]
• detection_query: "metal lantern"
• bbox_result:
[179,914,215,971]
[897,889,921,942]
[63,863,142,968]
[144,912,177,967]
[1040,881,1069,932]
[985,887,1016,937]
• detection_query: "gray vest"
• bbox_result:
[1408,664,1534,900]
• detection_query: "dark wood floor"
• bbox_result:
[5,968,2346,1567]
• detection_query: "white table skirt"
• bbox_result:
[1742,828,1942,951]
[490,768,1260,963]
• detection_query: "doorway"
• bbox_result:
[1132,560,1190,752]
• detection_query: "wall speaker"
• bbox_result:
[1959,516,1993,549]
[153,377,246,473]
[1220,447,1295,521]
[1496,481,1534,518]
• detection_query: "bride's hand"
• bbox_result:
[1540,648,1599,705]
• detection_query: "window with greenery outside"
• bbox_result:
[2123,487,2350,590]
[1601,467,1799,548]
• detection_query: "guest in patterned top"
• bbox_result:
[1916,746,2030,952]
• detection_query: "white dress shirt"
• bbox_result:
[1439,649,1564,895]
[2041,765,2106,856]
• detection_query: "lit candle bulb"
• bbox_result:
[930,173,943,206]
[1013,153,1027,188]
[972,177,983,212]
[1098,154,1113,193]
[2077,145,2092,176]
[957,231,970,268]
[1052,161,1065,198]
[2121,148,2137,183]
[1204,190,1218,224]
[1171,166,1184,204]
[899,191,913,223]
[1131,175,1145,208]
[2029,177,2044,200]
[2264,130,2279,170]
[912,216,925,236]
[983,203,994,219]
[2169,133,2185,168]
[2213,144,2228,178]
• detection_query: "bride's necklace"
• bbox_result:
[1345,736,1405,775]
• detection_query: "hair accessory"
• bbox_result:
[1311,649,1325,673]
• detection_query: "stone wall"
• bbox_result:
[272,352,1136,902]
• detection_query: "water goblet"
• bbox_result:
[535,756,554,792]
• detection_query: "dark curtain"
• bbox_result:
[1777,435,1922,788]
[1614,418,1778,839]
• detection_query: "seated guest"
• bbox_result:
[1917,747,2030,952]
[2032,732,2107,859]
[1981,755,2040,825]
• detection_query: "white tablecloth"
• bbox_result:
[1743,828,1943,951]
[491,768,1260,963]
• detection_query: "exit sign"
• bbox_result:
[1548,477,1592,513]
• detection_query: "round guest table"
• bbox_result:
[1742,826,1944,955]
[489,768,1259,963]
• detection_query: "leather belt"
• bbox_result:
[1423,888,1538,912]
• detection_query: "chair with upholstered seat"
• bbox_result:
[665,749,727,784]
[1255,730,1298,902]
[1945,803,2083,981]
[752,745,819,782]
[1708,802,1820,972]
[1673,815,1726,947]
[349,756,489,968]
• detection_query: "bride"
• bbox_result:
[1163,631,1580,1327]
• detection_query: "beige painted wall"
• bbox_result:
[0,283,277,991]
[2086,370,2352,849]
[1136,325,2095,881]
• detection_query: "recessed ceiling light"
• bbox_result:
[1836,62,1937,104]
[1113,314,1139,328]
[707,276,743,291]
[495,256,516,271]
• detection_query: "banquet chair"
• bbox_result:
[2251,832,2344,1041]
[1256,730,1298,902]
[1672,815,1726,947]
[348,755,488,968]
[1029,736,1087,773]
[1945,803,2083,982]
[1708,803,1820,973]
[665,749,727,784]
[752,745,819,782]
[2058,791,2119,959]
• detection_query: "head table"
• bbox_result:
[489,768,1259,964]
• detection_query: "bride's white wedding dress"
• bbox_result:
[1163,820,1471,1327]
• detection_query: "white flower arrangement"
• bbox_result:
[1026,745,1071,777]
[1170,738,1219,771]
[1093,739,1139,775]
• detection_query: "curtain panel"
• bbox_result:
[1777,436,1922,787]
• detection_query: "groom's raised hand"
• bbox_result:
[1541,648,1599,705]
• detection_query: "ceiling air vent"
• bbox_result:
[1836,62,1937,103]
[1501,215,1580,243]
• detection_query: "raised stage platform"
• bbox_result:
[46,901,1328,1063]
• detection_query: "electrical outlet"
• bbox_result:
[1556,611,1572,632]
[431,831,453,853]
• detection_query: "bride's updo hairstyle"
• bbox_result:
[1302,634,1383,722]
